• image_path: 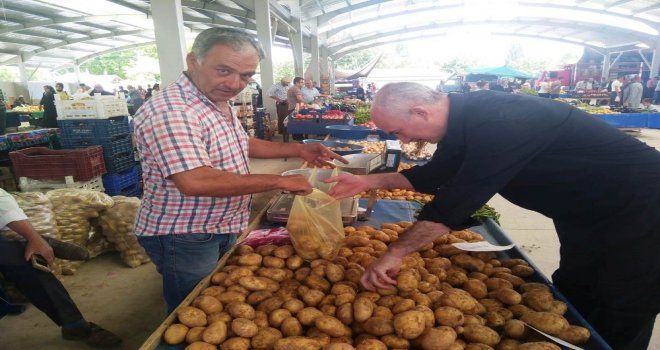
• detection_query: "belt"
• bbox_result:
[277,101,288,105]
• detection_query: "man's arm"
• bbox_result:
[387,220,451,258]
[249,138,347,166]
[0,190,54,264]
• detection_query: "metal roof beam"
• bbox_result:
[317,0,388,23]
[520,1,657,28]
[180,0,252,19]
[22,30,151,61]
[635,3,660,14]
[0,14,148,35]
[605,0,633,10]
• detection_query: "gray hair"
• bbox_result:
[372,82,442,118]
[191,27,265,63]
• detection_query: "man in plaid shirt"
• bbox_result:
[133,27,345,312]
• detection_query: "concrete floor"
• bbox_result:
[1,131,659,349]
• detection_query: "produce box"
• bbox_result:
[18,175,104,193]
[102,165,140,195]
[58,116,130,140]
[10,146,105,182]
[142,195,611,350]
[55,95,129,120]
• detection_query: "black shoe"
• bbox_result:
[44,237,90,261]
[62,322,122,348]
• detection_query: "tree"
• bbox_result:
[440,57,477,75]
[140,46,158,59]
[0,68,18,81]
[80,50,137,79]
[335,49,377,70]
[273,61,294,81]
[504,44,524,67]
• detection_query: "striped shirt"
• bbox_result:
[132,73,251,236]
[268,83,289,100]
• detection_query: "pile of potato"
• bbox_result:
[46,189,115,275]
[1,191,57,240]
[347,141,385,154]
[162,221,590,350]
[99,196,151,267]
[358,189,434,203]
[401,142,436,161]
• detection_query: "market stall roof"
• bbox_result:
[0,0,658,72]
[467,66,535,79]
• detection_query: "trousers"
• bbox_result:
[551,220,660,350]
[138,233,237,313]
[0,239,83,326]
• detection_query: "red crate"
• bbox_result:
[9,146,106,181]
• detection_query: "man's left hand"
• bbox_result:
[300,144,348,168]
[25,236,54,266]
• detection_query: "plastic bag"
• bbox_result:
[240,227,291,247]
[286,168,344,260]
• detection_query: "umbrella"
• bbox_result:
[467,66,534,79]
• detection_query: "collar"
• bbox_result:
[180,71,230,115]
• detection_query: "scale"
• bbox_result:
[333,140,402,219]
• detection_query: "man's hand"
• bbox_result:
[25,235,54,266]
[278,174,313,195]
[325,174,370,199]
[360,252,403,291]
[299,144,348,168]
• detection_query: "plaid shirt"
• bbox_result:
[133,73,251,236]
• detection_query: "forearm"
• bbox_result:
[7,220,42,243]
[170,166,292,197]
[367,173,414,191]
[387,220,451,258]
[249,138,303,159]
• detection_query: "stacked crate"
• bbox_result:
[56,97,141,197]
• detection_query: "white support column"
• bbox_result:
[319,45,331,94]
[650,36,660,78]
[255,0,276,115]
[16,55,28,87]
[602,51,611,79]
[73,64,81,85]
[307,18,320,83]
[151,0,187,87]
[283,0,303,77]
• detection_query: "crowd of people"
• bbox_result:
[267,77,323,135]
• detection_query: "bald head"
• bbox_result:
[372,82,442,122]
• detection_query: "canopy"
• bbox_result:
[467,66,535,79]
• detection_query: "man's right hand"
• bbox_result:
[279,174,313,195]
[324,174,370,199]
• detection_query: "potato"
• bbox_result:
[380,334,409,349]
[201,286,226,299]
[335,292,356,306]
[238,276,278,292]
[273,245,294,259]
[265,308,289,327]
[255,244,278,256]
[557,325,590,344]
[257,297,284,313]
[306,274,331,292]
[463,279,488,299]
[286,255,304,270]
[464,344,493,350]
[202,320,228,345]
[221,337,250,350]
[254,311,269,328]
[353,297,374,322]
[363,317,395,336]
[547,300,567,316]
[274,336,322,350]
[434,306,465,327]
[226,285,250,295]
[494,288,522,305]
[325,263,345,283]
[451,254,485,272]
[324,343,355,350]
[178,306,208,327]
[355,338,387,350]
[523,290,554,312]
[247,291,273,305]
[303,289,326,306]
[163,323,189,344]
[462,324,500,346]
[392,310,426,339]
[511,264,534,278]
[372,306,393,320]
[208,312,231,325]
[238,253,262,266]
[419,326,457,350]
[508,304,533,318]
[194,295,224,314]
[183,326,204,343]
[519,283,550,293]
[282,298,305,314]
[263,256,286,268]
[251,327,282,349]
[212,272,229,285]
[503,319,527,339]
[185,342,217,350]
[256,267,288,282]
[392,298,416,314]
[280,316,303,336]
[483,311,506,328]
[217,291,246,305]
[315,315,347,337]
[226,302,256,320]
[485,278,513,291]
[520,312,569,336]
[298,307,324,326]
[231,318,258,338]
[515,342,561,350]
[396,270,419,292]
[439,288,480,314]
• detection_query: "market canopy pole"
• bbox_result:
[307,18,321,84]
[283,0,304,77]
[151,0,187,87]
[651,34,660,78]
[255,0,276,116]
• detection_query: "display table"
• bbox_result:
[285,113,353,141]
[5,110,44,130]
[592,112,660,128]
[0,128,59,163]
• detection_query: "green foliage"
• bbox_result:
[440,57,477,75]
[274,61,294,80]
[354,107,370,125]
[517,87,539,96]
[80,50,137,79]
[0,68,18,81]
[504,44,548,75]
[335,49,377,70]
[139,46,159,59]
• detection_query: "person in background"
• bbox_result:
[268,77,290,134]
[301,79,320,104]
[537,78,550,98]
[117,86,128,98]
[645,76,657,99]
[0,189,121,348]
[325,82,660,350]
[126,85,144,115]
[76,84,87,93]
[132,27,347,312]
[654,77,660,104]
[435,80,445,93]
[611,76,623,105]
[642,98,660,112]
[144,87,153,101]
[39,85,58,128]
[475,80,489,90]
[54,83,69,101]
[548,73,562,99]
[287,77,305,113]
[461,82,471,93]
[12,95,29,109]
[151,83,160,96]
[622,75,643,109]
[355,84,366,101]
[88,84,113,96]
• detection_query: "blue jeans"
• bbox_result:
[138,233,237,313]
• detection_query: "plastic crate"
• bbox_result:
[9,146,106,182]
[102,165,139,194]
[55,95,129,120]
[18,176,104,193]
[61,134,133,159]
[105,150,136,173]
[58,116,130,140]
[105,181,141,197]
